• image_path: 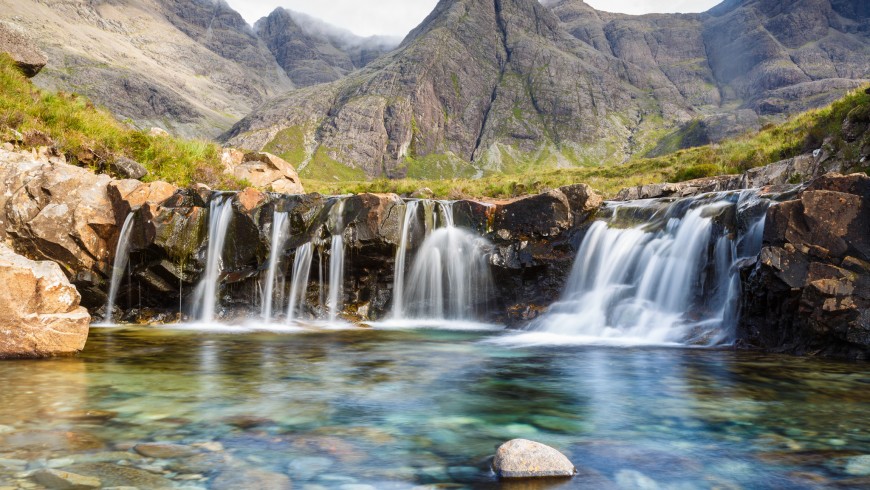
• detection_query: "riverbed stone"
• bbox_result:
[492,439,576,479]
[845,455,870,476]
[31,469,100,490]
[66,463,174,488]
[0,245,90,358]
[211,467,292,490]
[133,442,198,459]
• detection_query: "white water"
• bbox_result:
[286,242,314,323]
[500,191,769,347]
[397,201,493,321]
[327,200,346,322]
[103,213,135,323]
[195,195,234,322]
[261,211,289,322]
[391,200,419,319]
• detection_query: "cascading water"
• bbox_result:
[103,213,135,323]
[194,195,234,322]
[327,199,346,322]
[391,200,419,319]
[261,211,289,322]
[396,201,493,321]
[516,190,771,345]
[286,242,314,323]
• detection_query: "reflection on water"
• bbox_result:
[1,327,869,489]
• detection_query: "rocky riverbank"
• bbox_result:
[1,145,868,359]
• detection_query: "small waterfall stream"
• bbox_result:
[103,213,135,323]
[195,195,234,322]
[286,242,314,323]
[391,200,419,319]
[516,190,770,345]
[261,211,289,322]
[327,199,346,322]
[394,201,493,321]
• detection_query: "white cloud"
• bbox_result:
[224,1,724,37]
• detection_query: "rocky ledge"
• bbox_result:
[739,173,870,359]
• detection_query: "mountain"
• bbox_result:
[225,0,870,180]
[254,8,398,88]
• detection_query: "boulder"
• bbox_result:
[492,439,577,479]
[148,127,170,138]
[107,179,177,216]
[108,156,148,180]
[0,23,47,77]
[739,173,870,359]
[0,244,90,358]
[492,190,573,240]
[222,149,304,194]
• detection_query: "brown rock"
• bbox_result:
[0,245,90,358]
[66,462,175,489]
[236,187,267,213]
[222,149,304,194]
[493,439,576,479]
[32,468,101,490]
[133,442,199,459]
[0,23,47,77]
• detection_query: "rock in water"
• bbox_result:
[0,244,90,358]
[493,439,576,479]
[32,468,101,489]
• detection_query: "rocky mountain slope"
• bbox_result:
[255,8,397,88]
[226,0,870,180]
[0,0,295,138]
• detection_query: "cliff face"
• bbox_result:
[226,0,870,179]
[254,8,396,88]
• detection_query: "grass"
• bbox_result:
[305,85,870,199]
[0,54,241,188]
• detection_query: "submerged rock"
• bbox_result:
[32,468,100,489]
[492,439,576,479]
[211,467,292,490]
[133,442,199,459]
[0,244,90,358]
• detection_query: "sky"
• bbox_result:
[225,0,723,37]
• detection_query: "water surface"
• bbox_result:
[1,326,869,489]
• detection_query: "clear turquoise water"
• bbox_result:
[1,326,869,489]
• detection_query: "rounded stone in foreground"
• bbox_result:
[493,439,577,478]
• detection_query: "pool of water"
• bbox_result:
[1,326,869,489]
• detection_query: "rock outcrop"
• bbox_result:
[0,244,90,359]
[0,21,46,77]
[221,150,305,195]
[739,173,870,359]
[492,439,577,479]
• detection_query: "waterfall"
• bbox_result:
[261,211,289,322]
[103,213,135,323]
[196,195,234,322]
[397,201,493,320]
[391,200,419,319]
[327,199,346,322]
[525,191,769,345]
[286,242,314,323]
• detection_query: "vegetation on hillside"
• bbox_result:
[0,54,240,188]
[306,86,870,198]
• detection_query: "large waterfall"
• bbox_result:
[194,195,234,322]
[505,191,769,346]
[103,213,135,323]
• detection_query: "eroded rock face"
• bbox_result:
[0,244,90,359]
[739,173,870,359]
[493,439,576,479]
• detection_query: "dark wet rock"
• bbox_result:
[133,442,199,459]
[223,415,274,430]
[211,466,291,490]
[32,468,100,490]
[66,462,175,489]
[49,410,118,423]
[739,173,870,359]
[492,439,576,479]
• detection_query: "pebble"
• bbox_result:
[845,455,870,476]
[615,469,660,490]
[288,456,334,479]
[134,442,198,459]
